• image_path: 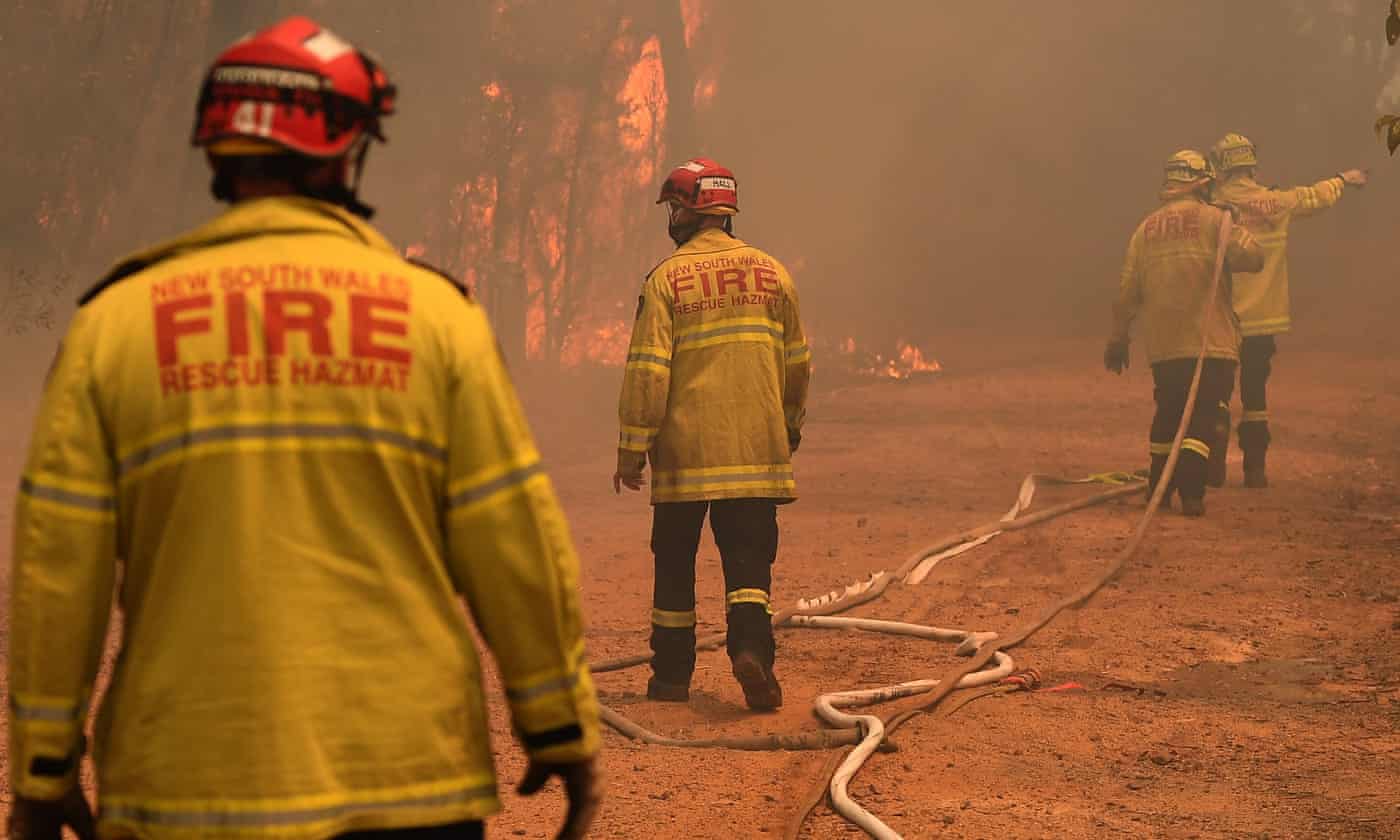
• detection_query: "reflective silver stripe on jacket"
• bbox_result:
[18,478,115,511]
[448,462,544,509]
[119,424,447,476]
[101,784,496,828]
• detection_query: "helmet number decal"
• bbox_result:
[231,100,276,138]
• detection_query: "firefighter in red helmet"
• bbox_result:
[8,17,600,840]
[615,158,812,711]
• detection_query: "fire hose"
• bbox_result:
[594,216,1235,838]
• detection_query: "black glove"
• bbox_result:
[788,430,801,454]
[517,758,602,840]
[8,789,96,840]
[1103,340,1129,374]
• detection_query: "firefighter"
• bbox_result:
[614,158,811,711]
[1208,133,1367,488]
[8,17,600,840]
[1105,150,1264,517]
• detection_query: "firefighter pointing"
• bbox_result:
[8,17,600,840]
[1105,150,1264,517]
[615,158,811,711]
[1208,133,1366,488]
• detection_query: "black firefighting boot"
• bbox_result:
[731,651,782,711]
[1238,420,1270,489]
[1206,402,1230,488]
[727,603,781,711]
[647,621,695,702]
[1176,451,1209,518]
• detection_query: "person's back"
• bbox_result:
[1106,150,1263,517]
[634,226,807,502]
[1213,171,1342,336]
[1205,132,1365,488]
[1119,196,1254,365]
[615,157,809,711]
[8,18,600,840]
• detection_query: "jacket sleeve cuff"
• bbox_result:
[617,425,658,454]
[508,664,601,763]
[10,720,84,801]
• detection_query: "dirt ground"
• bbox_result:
[2,332,1398,839]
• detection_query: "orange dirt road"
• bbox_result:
[3,334,1397,838]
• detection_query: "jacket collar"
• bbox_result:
[675,226,742,254]
[81,197,396,305]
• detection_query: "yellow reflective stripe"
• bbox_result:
[726,588,774,614]
[676,329,783,353]
[118,423,447,484]
[100,776,495,830]
[447,458,544,513]
[625,359,671,375]
[1148,442,1174,456]
[675,316,781,339]
[625,345,671,374]
[786,342,812,364]
[18,477,115,513]
[1241,410,1269,423]
[651,608,697,628]
[674,317,783,352]
[20,472,113,499]
[1181,438,1211,459]
[618,425,658,452]
[1240,316,1290,333]
[9,694,82,723]
[726,588,769,606]
[505,668,583,704]
[659,464,793,479]
[653,466,792,486]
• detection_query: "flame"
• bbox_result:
[482,80,503,101]
[562,318,631,367]
[681,0,709,49]
[837,338,942,380]
[694,74,719,108]
[618,35,667,185]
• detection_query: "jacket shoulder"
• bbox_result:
[407,257,472,300]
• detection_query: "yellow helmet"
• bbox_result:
[1211,133,1257,172]
[1163,149,1214,184]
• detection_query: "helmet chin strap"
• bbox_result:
[667,205,733,245]
[208,136,377,219]
[310,136,375,219]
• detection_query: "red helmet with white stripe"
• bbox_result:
[192,16,395,158]
[656,158,739,215]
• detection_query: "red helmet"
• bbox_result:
[656,158,739,215]
[192,16,395,158]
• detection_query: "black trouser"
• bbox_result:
[1149,358,1237,502]
[649,499,779,685]
[1237,336,1276,469]
[335,821,483,839]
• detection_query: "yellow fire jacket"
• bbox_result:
[618,227,811,504]
[1212,173,1345,336]
[9,197,599,839]
[1112,195,1265,364]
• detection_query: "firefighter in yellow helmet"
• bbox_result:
[614,157,811,710]
[7,18,601,840]
[1208,132,1367,488]
[1105,150,1264,517]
